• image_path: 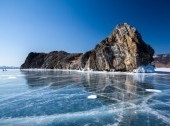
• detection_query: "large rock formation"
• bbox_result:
[21,23,154,71]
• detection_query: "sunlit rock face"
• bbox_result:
[21,23,154,71]
[81,23,154,71]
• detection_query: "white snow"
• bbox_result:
[21,67,170,74]
[87,95,97,99]
[8,76,17,79]
[133,65,155,73]
[79,67,94,72]
[155,68,170,72]
[145,89,162,93]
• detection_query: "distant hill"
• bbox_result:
[153,53,170,68]
[0,66,19,69]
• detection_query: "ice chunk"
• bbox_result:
[87,95,97,99]
[133,65,155,73]
[145,89,162,93]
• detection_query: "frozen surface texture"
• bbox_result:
[0,69,170,126]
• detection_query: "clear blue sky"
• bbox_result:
[0,0,170,66]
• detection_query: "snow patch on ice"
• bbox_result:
[145,89,162,93]
[87,95,97,99]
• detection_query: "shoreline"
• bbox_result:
[19,68,170,75]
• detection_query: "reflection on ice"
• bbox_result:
[0,70,170,126]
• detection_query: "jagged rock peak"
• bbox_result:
[108,23,142,44]
[115,23,137,33]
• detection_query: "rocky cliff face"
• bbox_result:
[21,23,154,71]
[21,52,47,68]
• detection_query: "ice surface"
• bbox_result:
[0,69,170,126]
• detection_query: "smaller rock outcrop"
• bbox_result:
[21,51,82,69]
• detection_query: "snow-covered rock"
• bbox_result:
[133,65,155,73]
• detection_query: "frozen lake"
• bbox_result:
[0,69,170,126]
